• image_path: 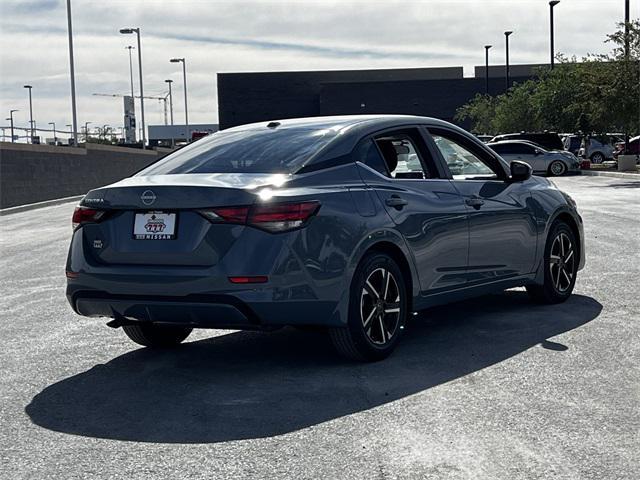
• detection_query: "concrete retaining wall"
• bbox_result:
[0,142,168,208]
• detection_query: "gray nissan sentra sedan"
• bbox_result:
[66,115,585,361]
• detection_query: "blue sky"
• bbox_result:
[0,0,637,140]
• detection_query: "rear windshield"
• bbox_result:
[137,127,338,175]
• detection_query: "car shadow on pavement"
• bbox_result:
[26,291,601,444]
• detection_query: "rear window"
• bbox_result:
[138,127,339,175]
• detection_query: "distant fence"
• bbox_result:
[0,142,172,209]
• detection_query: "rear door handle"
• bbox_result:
[465,196,485,208]
[385,195,408,209]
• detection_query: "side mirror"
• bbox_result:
[509,160,532,182]
[534,149,541,156]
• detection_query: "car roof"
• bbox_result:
[223,114,453,134]
[488,139,546,149]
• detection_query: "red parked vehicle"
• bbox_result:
[613,135,640,158]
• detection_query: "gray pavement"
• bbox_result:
[0,175,638,480]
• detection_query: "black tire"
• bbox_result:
[329,252,408,361]
[590,152,605,164]
[527,221,578,304]
[548,160,567,176]
[122,323,192,348]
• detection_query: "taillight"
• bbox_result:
[72,206,106,230]
[200,206,249,224]
[249,202,320,232]
[199,201,320,233]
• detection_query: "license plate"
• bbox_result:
[133,211,177,240]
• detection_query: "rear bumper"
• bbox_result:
[67,279,344,329]
[71,291,262,329]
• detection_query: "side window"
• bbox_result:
[516,143,537,154]
[491,144,516,155]
[373,131,434,179]
[354,139,389,176]
[430,132,498,180]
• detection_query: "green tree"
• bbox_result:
[455,20,639,136]
[454,94,496,133]
[491,80,541,133]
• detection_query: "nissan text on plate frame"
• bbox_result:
[65,115,585,361]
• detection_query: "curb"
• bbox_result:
[0,195,83,216]
[580,170,640,180]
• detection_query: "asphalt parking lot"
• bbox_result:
[0,175,638,480]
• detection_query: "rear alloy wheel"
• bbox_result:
[527,221,578,304]
[330,252,407,361]
[590,152,605,164]
[548,160,567,176]
[122,323,192,348]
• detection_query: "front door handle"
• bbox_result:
[465,196,485,209]
[385,195,408,210]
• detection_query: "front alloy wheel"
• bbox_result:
[549,232,576,294]
[527,221,578,304]
[330,252,407,361]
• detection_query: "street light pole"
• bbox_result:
[23,85,34,143]
[84,121,92,142]
[120,28,146,148]
[170,58,188,141]
[165,79,174,125]
[49,122,56,144]
[8,110,18,142]
[125,46,135,99]
[504,31,513,91]
[66,0,79,146]
[484,45,492,94]
[549,1,560,69]
[624,0,630,59]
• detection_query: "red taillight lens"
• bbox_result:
[228,276,268,284]
[209,206,250,224]
[249,201,320,232]
[199,201,320,233]
[72,206,106,230]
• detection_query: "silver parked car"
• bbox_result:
[488,140,580,176]
[577,135,619,164]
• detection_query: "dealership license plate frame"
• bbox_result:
[133,211,178,240]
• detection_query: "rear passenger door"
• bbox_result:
[426,127,538,283]
[355,127,469,293]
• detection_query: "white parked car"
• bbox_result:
[488,140,581,176]
[578,136,619,163]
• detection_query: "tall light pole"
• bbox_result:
[23,85,34,143]
[66,0,78,146]
[504,31,513,91]
[170,58,189,141]
[120,28,146,148]
[165,79,174,125]
[484,45,492,94]
[549,1,560,69]
[624,0,630,59]
[8,110,18,142]
[125,46,135,99]
[49,122,56,144]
